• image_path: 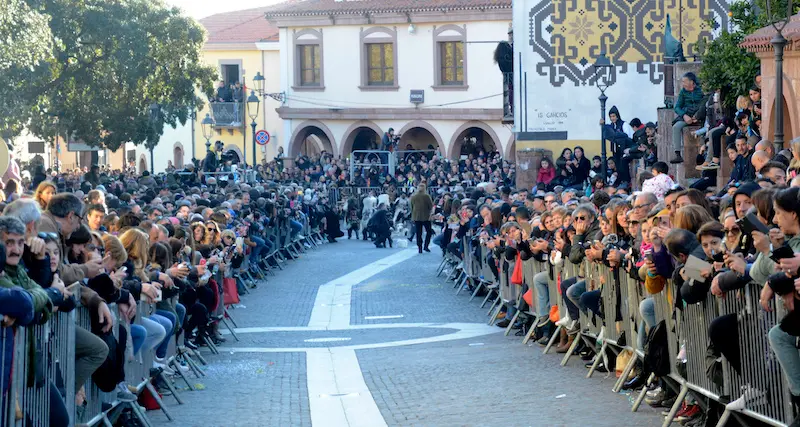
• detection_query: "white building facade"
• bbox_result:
[266,0,514,161]
[510,0,732,158]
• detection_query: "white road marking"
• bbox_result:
[307,348,387,427]
[304,337,352,343]
[308,249,417,329]
[226,322,500,353]
[363,315,404,320]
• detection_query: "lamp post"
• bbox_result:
[247,90,261,170]
[766,0,793,154]
[201,113,215,153]
[593,51,614,180]
[148,103,160,174]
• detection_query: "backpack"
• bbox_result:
[642,320,670,377]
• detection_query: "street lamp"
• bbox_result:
[593,51,614,181]
[148,103,160,174]
[766,0,794,153]
[247,90,261,171]
[201,113,215,153]
[253,72,265,95]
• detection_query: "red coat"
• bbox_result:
[537,166,555,185]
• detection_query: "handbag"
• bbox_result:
[222,277,240,305]
[549,305,560,323]
[511,252,523,285]
[522,289,533,307]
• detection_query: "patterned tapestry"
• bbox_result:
[528,0,731,87]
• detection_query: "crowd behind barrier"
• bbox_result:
[0,151,337,426]
[426,176,799,427]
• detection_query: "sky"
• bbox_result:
[164,0,286,20]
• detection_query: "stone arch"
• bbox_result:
[397,120,445,155]
[447,120,502,160]
[138,154,148,174]
[289,120,337,157]
[173,142,184,168]
[223,144,244,164]
[341,120,383,157]
[505,134,516,161]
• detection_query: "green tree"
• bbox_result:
[1,0,216,151]
[699,0,797,108]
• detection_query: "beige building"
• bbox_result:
[266,0,514,160]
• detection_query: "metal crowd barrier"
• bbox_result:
[444,250,797,427]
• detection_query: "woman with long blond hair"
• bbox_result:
[119,228,174,371]
[788,137,800,178]
[34,181,57,210]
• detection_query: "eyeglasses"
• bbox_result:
[634,202,654,210]
[38,232,59,241]
[576,216,587,221]
[207,227,216,232]
[725,227,741,236]
[87,244,105,255]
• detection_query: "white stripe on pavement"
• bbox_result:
[307,249,417,329]
[307,348,387,427]
[363,315,404,320]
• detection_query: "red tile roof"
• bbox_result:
[265,0,512,17]
[741,13,800,52]
[200,7,279,44]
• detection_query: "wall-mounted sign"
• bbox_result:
[410,90,424,104]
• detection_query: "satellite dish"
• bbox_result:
[0,137,10,178]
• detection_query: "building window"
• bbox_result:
[293,29,324,91]
[367,43,394,85]
[359,27,398,91]
[299,44,321,86]
[439,41,464,85]
[433,25,468,90]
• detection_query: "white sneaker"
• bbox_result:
[726,386,766,410]
[555,314,572,327]
[171,360,190,373]
[153,360,175,376]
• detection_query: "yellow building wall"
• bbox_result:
[194,48,283,165]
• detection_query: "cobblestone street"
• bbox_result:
[150,240,662,427]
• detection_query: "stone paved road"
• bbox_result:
[150,239,661,427]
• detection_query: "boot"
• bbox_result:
[555,329,573,353]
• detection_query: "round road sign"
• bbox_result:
[255,130,270,145]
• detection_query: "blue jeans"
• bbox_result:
[637,297,656,350]
[141,316,167,352]
[580,289,602,317]
[564,279,586,320]
[432,233,444,249]
[768,324,800,396]
[148,314,173,359]
[533,271,550,317]
[175,303,186,329]
[250,235,270,258]
[290,219,303,237]
[130,324,146,355]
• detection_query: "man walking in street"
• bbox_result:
[410,182,434,254]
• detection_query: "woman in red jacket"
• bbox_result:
[537,157,556,188]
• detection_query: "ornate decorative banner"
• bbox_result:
[528,0,730,87]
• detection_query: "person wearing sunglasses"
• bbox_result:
[555,204,600,354]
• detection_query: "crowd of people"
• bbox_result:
[0,148,336,425]
[426,140,800,425]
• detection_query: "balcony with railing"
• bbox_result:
[210,102,245,129]
[502,72,513,124]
